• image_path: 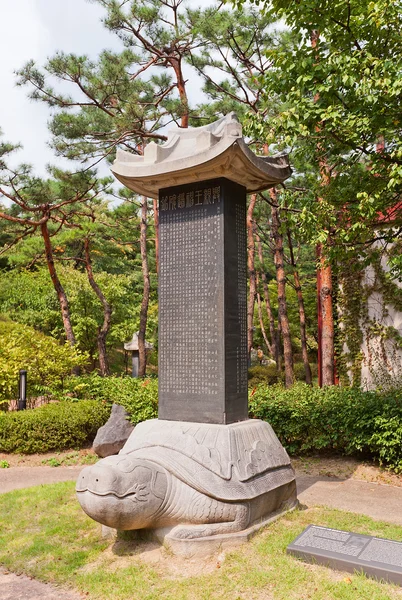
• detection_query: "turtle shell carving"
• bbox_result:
[77,418,297,544]
[120,418,294,502]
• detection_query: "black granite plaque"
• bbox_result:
[287,525,402,586]
[158,177,248,424]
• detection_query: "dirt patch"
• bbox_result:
[0,568,83,600]
[80,535,225,579]
[0,449,98,468]
[292,456,402,487]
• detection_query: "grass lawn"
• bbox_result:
[0,482,402,600]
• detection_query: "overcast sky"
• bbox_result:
[0,0,128,176]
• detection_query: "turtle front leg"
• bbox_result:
[169,503,250,540]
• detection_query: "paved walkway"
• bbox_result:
[297,474,402,526]
[0,466,83,494]
[1,466,402,599]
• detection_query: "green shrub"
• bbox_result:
[0,400,111,454]
[248,364,283,387]
[0,318,87,407]
[248,363,318,387]
[63,374,158,425]
[249,382,402,471]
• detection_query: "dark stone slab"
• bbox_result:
[158,177,248,424]
[287,525,402,586]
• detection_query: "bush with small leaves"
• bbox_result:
[0,400,110,454]
[248,364,283,387]
[0,317,87,408]
[249,382,402,471]
[62,374,158,425]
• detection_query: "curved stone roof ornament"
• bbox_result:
[111,113,291,198]
[123,331,153,352]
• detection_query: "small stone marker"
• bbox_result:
[287,525,402,586]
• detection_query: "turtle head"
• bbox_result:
[76,455,167,530]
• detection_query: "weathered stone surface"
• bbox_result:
[111,113,291,198]
[92,404,134,458]
[158,178,248,424]
[77,419,297,553]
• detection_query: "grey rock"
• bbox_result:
[92,404,134,458]
[77,418,297,555]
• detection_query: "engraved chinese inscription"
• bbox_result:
[159,183,223,398]
[158,178,248,424]
[236,202,248,394]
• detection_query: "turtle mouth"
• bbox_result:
[76,489,147,502]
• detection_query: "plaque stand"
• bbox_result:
[76,114,297,556]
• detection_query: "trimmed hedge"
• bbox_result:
[9,374,402,472]
[249,382,402,472]
[0,400,111,454]
[248,364,283,387]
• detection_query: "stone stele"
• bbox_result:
[76,113,296,556]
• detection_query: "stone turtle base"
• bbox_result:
[103,498,298,558]
[78,418,297,554]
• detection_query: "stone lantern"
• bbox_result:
[76,113,297,556]
[124,331,153,377]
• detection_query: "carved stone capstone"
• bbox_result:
[111,113,291,198]
[77,419,297,553]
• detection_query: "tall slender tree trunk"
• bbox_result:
[277,318,283,373]
[256,273,272,356]
[138,196,150,377]
[84,237,111,376]
[152,197,159,275]
[247,194,257,359]
[311,28,335,386]
[318,247,335,386]
[40,219,76,347]
[286,227,312,384]
[255,231,279,364]
[270,192,294,387]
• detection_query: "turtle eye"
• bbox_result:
[117,458,137,473]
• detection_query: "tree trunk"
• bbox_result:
[84,237,112,376]
[270,192,294,387]
[247,194,257,360]
[40,220,76,347]
[311,28,336,386]
[286,227,312,384]
[255,231,279,364]
[256,273,272,356]
[138,196,150,377]
[318,245,335,386]
[170,56,189,128]
[152,197,159,275]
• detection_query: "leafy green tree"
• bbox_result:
[15,0,209,374]
[0,318,87,408]
[243,0,402,260]
[0,138,111,350]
